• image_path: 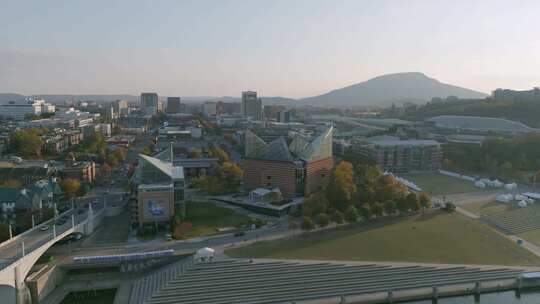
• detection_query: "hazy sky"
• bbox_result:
[1,0,539,98]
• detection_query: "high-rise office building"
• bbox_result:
[276,110,292,123]
[140,93,160,116]
[241,91,263,121]
[166,97,182,114]
[113,99,129,118]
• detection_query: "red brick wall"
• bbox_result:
[304,157,333,195]
[244,159,297,198]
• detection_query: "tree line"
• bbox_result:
[297,161,431,231]
[442,134,540,182]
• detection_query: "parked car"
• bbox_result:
[165,233,173,241]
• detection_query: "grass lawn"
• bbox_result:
[179,201,251,238]
[227,212,540,266]
[462,200,516,216]
[405,173,485,195]
[519,229,540,247]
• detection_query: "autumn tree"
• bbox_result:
[210,147,230,163]
[302,193,330,218]
[0,179,23,188]
[327,161,357,211]
[59,178,81,200]
[141,146,153,156]
[9,128,44,157]
[112,146,128,162]
[418,192,431,212]
[406,192,420,213]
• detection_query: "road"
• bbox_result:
[48,219,290,260]
[0,192,123,270]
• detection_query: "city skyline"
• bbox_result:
[1,0,540,98]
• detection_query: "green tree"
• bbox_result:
[141,146,153,156]
[383,200,397,215]
[358,204,372,220]
[371,202,384,217]
[302,193,330,218]
[315,213,330,228]
[344,206,358,223]
[0,223,9,242]
[331,210,345,224]
[9,129,44,157]
[300,217,315,231]
[396,197,409,214]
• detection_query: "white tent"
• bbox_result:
[474,181,486,188]
[496,194,513,203]
[515,194,527,201]
[505,183,518,190]
[196,247,215,262]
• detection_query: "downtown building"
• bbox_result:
[353,137,442,173]
[140,92,161,116]
[243,126,334,198]
[166,97,183,114]
[131,154,185,226]
[0,99,56,120]
[241,91,263,121]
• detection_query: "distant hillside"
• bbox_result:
[299,72,487,107]
[0,93,26,102]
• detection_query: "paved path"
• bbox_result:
[455,206,480,219]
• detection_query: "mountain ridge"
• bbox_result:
[298,72,487,107]
[0,72,487,107]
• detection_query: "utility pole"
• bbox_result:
[31,214,35,228]
[9,224,13,239]
[22,241,25,257]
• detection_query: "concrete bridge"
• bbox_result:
[0,203,106,304]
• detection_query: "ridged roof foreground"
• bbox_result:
[245,126,333,162]
[138,154,184,180]
[130,258,523,304]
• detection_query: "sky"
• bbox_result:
[1,0,539,98]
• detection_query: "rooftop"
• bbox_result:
[367,138,440,147]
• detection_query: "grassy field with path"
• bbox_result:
[227,212,540,266]
[406,173,486,195]
[462,200,516,216]
[180,201,252,238]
